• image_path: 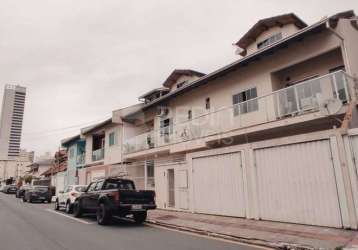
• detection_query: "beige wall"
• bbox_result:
[104,125,122,165]
[335,19,358,77]
[246,23,300,56]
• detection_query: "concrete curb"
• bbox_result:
[146,219,316,250]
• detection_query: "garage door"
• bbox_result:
[56,172,65,196]
[193,152,245,217]
[255,140,342,227]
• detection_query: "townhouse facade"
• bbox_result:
[56,10,358,230]
[61,135,86,186]
[116,11,358,229]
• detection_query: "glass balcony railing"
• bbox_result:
[123,71,356,154]
[92,148,104,161]
[76,153,85,165]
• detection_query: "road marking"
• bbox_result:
[45,209,94,225]
[145,223,273,249]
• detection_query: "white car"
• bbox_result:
[55,185,87,213]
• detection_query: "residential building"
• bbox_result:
[27,158,54,178]
[0,149,34,181]
[120,11,358,229]
[41,150,67,195]
[0,85,26,160]
[75,104,156,189]
[61,135,85,186]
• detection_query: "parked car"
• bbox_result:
[16,185,31,198]
[23,186,52,203]
[73,177,156,225]
[55,185,87,213]
[2,184,18,194]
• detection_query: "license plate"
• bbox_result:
[132,205,143,210]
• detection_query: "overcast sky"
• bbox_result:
[0,0,357,157]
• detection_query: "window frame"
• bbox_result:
[257,32,282,50]
[232,87,258,116]
[108,131,117,147]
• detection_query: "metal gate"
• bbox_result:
[192,152,246,217]
[254,140,342,227]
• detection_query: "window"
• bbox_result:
[205,98,210,110]
[188,110,192,120]
[160,118,172,136]
[177,81,187,89]
[94,181,104,191]
[74,186,87,192]
[257,33,282,49]
[103,180,135,190]
[87,182,96,192]
[109,131,117,146]
[233,87,258,116]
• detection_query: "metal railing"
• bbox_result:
[92,148,104,161]
[123,71,356,154]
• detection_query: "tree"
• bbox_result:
[24,175,32,184]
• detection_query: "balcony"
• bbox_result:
[92,148,104,162]
[123,71,356,154]
[76,153,85,165]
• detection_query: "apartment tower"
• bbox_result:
[0,85,26,160]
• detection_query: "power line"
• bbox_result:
[22,116,109,136]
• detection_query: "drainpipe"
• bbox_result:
[326,20,352,75]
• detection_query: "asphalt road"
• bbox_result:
[0,193,265,250]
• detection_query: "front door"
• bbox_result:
[167,169,175,208]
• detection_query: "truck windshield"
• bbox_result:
[104,180,135,190]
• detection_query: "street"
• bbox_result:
[0,193,263,250]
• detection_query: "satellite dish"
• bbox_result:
[319,98,343,116]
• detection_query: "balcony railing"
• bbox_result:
[76,153,85,165]
[123,71,356,154]
[92,148,104,161]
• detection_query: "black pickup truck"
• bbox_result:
[73,177,156,225]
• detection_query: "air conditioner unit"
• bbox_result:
[157,107,169,117]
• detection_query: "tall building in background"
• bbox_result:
[0,85,26,160]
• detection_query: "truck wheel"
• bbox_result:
[133,211,147,224]
[73,200,82,218]
[97,203,112,225]
[65,201,73,214]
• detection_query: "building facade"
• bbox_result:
[118,11,358,229]
[0,85,26,160]
[61,135,85,186]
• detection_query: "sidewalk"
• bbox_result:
[147,210,358,249]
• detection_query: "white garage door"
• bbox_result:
[255,140,342,227]
[56,172,65,196]
[193,152,245,217]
